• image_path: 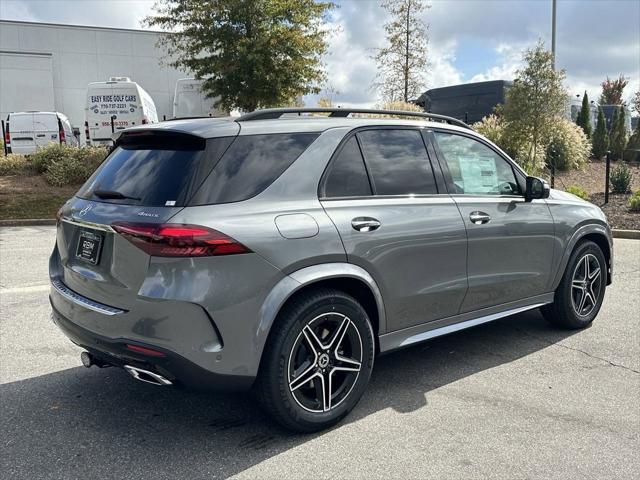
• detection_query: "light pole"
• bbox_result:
[551,0,557,69]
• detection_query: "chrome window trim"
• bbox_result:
[60,217,115,233]
[320,195,457,207]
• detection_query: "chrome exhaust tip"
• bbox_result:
[80,351,93,368]
[124,365,172,386]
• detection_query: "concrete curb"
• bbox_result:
[612,229,640,240]
[1,219,639,239]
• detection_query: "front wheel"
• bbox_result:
[256,288,375,432]
[542,240,607,329]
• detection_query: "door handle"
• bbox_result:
[351,217,381,232]
[469,211,491,225]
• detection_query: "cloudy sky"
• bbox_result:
[1,0,639,108]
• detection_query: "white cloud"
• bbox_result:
[427,39,463,89]
[469,42,523,83]
[1,0,638,108]
[0,0,155,29]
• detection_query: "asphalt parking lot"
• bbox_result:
[1,225,638,479]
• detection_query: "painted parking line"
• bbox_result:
[0,284,50,295]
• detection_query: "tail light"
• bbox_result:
[112,223,251,257]
[4,123,10,145]
[59,125,65,144]
[84,121,90,142]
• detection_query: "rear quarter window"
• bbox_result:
[189,133,319,205]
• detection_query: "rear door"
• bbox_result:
[33,113,59,149]
[8,113,36,154]
[431,130,555,312]
[320,128,468,332]
[86,85,144,144]
[54,130,237,309]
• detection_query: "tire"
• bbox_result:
[542,240,607,329]
[255,288,375,432]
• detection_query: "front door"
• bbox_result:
[431,130,555,313]
[320,128,468,332]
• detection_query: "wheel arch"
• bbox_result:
[552,223,613,290]
[256,263,387,363]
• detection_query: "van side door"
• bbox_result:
[320,128,468,332]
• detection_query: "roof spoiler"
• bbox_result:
[237,108,472,130]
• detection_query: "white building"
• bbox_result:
[0,20,188,138]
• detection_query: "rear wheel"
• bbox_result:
[542,240,607,329]
[256,288,375,432]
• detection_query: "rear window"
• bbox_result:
[77,134,233,207]
[189,133,319,205]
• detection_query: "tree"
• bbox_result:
[624,118,640,162]
[145,0,335,112]
[609,105,618,134]
[575,91,592,138]
[610,106,628,160]
[500,42,568,174]
[633,89,640,115]
[373,0,430,103]
[592,107,609,159]
[599,75,629,105]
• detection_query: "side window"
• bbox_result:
[434,132,520,195]
[322,137,372,198]
[189,133,318,205]
[357,129,437,195]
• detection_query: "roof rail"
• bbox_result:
[237,107,472,130]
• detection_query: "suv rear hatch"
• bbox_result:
[53,127,238,309]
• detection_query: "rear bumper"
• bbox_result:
[50,302,255,392]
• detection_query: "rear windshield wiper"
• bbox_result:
[92,189,141,201]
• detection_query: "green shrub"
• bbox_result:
[29,143,78,174]
[43,145,107,187]
[610,163,633,194]
[0,154,34,176]
[624,120,640,162]
[565,185,589,200]
[474,114,547,175]
[629,191,640,212]
[545,118,591,171]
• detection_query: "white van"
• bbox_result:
[172,78,227,119]
[5,111,78,155]
[85,77,158,145]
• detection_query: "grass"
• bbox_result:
[0,192,71,220]
[0,175,77,220]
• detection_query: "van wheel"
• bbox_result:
[542,240,607,329]
[256,288,375,432]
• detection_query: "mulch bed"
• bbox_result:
[554,160,640,231]
[589,192,640,231]
[554,160,640,194]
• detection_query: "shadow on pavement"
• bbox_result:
[1,309,578,479]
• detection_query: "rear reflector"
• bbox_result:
[112,223,251,257]
[125,344,166,357]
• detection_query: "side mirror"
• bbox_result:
[525,176,550,201]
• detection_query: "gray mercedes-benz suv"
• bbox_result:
[50,108,612,432]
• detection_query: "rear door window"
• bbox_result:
[357,129,438,195]
[190,133,319,205]
[322,136,372,198]
[77,134,233,207]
